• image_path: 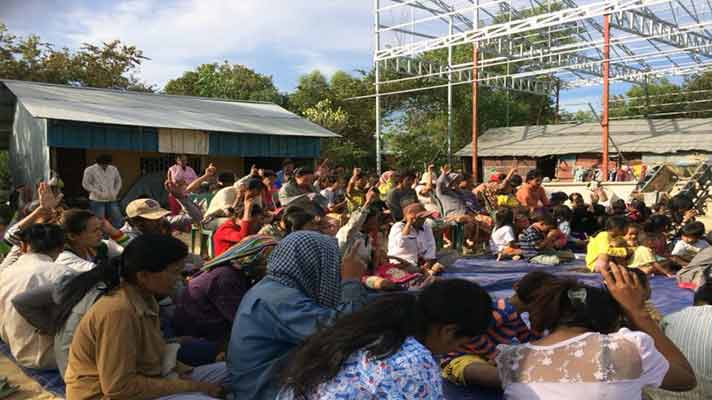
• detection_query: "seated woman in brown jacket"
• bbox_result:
[64,235,227,400]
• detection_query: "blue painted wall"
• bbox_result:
[47,120,321,158]
[209,132,321,158]
[47,120,158,151]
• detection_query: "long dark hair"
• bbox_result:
[527,278,621,334]
[280,279,492,398]
[52,235,188,332]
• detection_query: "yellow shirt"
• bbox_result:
[585,232,628,271]
[496,194,520,208]
[628,246,657,269]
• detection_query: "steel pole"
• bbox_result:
[471,0,480,181]
[375,0,382,175]
[447,14,453,166]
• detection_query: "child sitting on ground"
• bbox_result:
[517,213,563,259]
[440,271,554,388]
[490,208,523,261]
[553,205,586,251]
[625,224,675,277]
[671,221,709,267]
[643,214,672,260]
[585,215,630,272]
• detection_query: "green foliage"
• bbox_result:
[384,113,449,170]
[303,99,348,132]
[609,74,712,119]
[0,23,152,90]
[287,69,376,169]
[287,71,332,114]
[163,62,281,103]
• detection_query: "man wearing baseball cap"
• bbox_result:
[387,202,445,275]
[110,183,203,246]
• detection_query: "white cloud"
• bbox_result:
[59,0,373,89]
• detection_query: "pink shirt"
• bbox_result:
[168,164,198,185]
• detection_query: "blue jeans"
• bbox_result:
[89,200,123,228]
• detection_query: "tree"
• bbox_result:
[0,23,152,90]
[163,62,282,103]
[302,99,348,132]
[287,70,332,114]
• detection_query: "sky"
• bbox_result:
[1,0,637,112]
[1,0,373,92]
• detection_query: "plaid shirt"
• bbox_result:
[442,298,539,365]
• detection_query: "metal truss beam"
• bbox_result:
[375,0,670,61]
[565,60,712,87]
[378,56,557,96]
[610,9,712,58]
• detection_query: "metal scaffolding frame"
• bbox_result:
[371,0,712,178]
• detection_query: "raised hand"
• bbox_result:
[341,239,367,280]
[600,263,646,313]
[205,163,217,176]
[38,182,63,210]
[365,187,378,205]
[165,180,185,199]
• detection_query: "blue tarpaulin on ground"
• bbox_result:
[440,255,695,400]
[0,256,694,400]
[442,256,694,316]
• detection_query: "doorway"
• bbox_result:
[54,148,87,200]
[536,157,558,179]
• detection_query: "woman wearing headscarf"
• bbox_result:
[226,231,368,400]
[173,235,278,349]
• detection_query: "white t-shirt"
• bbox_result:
[490,225,516,253]
[496,328,669,400]
[387,221,436,266]
[671,239,709,259]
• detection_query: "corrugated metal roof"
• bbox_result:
[455,119,712,157]
[1,80,339,138]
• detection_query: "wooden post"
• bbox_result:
[602,13,610,181]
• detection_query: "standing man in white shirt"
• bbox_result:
[82,154,123,228]
[388,203,446,275]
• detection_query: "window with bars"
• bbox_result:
[139,155,201,176]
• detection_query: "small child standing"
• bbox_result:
[490,208,523,260]
[671,221,709,267]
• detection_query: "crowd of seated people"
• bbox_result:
[0,155,708,400]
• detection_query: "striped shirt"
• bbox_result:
[518,225,546,256]
[653,305,712,398]
[442,298,539,365]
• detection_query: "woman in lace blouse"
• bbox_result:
[496,264,696,400]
